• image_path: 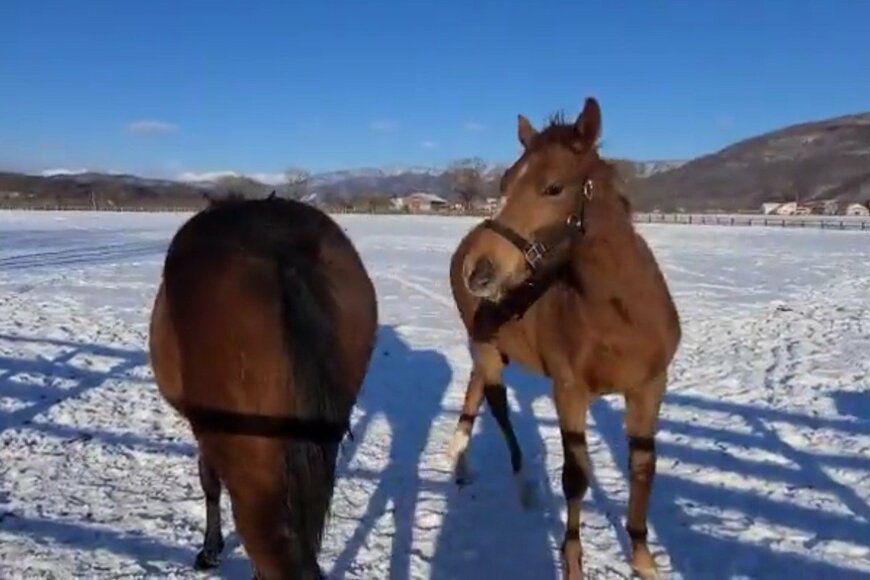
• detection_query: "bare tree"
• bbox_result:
[447,157,487,209]
[284,168,311,201]
[360,193,393,213]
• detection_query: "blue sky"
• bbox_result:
[2,0,868,179]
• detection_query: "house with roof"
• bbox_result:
[396,192,449,213]
[761,202,782,215]
[846,203,870,217]
[773,201,798,215]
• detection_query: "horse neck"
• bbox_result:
[568,193,636,289]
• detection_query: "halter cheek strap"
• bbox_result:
[482,178,594,273]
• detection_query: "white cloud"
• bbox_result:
[177,170,285,185]
[126,120,178,135]
[463,121,485,132]
[369,119,400,133]
[40,168,90,176]
[421,140,438,150]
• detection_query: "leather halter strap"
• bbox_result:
[482,178,594,273]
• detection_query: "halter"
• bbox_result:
[482,178,595,273]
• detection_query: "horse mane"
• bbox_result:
[202,190,281,210]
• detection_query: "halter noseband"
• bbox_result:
[482,178,594,272]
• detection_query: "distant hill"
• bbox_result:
[629,112,870,211]
[3,110,869,211]
[0,171,208,209]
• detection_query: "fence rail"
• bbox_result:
[2,205,870,231]
[633,213,870,231]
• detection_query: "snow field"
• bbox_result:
[0,210,868,579]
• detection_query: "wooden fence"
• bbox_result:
[633,213,870,231]
[3,204,870,231]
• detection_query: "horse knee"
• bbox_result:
[628,436,656,483]
[561,431,589,500]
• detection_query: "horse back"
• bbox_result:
[151,198,377,419]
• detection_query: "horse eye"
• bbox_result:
[543,183,563,197]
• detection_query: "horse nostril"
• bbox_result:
[468,257,496,293]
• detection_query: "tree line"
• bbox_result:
[210,158,498,208]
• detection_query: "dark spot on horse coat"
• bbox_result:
[610,296,632,325]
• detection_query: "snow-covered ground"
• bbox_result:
[0,210,868,579]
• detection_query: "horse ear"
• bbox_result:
[574,97,602,145]
[517,114,538,148]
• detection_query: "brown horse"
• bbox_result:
[447,98,681,579]
[148,195,377,579]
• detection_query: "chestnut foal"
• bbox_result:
[448,98,681,579]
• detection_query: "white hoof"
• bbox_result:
[447,430,474,484]
[446,430,469,463]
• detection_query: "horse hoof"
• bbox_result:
[452,455,475,487]
[194,549,221,570]
[515,473,539,509]
[560,560,583,580]
[561,540,583,580]
[630,545,658,579]
[454,468,476,487]
[632,569,658,580]
[631,565,659,580]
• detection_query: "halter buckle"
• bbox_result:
[524,241,547,269]
[582,179,594,200]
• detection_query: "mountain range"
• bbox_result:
[2,110,869,211]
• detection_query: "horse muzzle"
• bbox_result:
[464,255,502,299]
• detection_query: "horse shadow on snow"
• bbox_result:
[1,332,867,578]
[327,326,559,580]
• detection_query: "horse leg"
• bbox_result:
[553,379,591,580]
[447,368,485,485]
[447,342,504,485]
[194,453,226,569]
[623,372,667,579]
[482,381,536,507]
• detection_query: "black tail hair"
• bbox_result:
[276,250,353,575]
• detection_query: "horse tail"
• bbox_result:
[276,252,353,572]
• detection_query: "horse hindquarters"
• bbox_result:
[148,283,183,409]
[162,253,328,578]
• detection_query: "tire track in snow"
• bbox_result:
[0,241,168,272]
[375,272,456,310]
